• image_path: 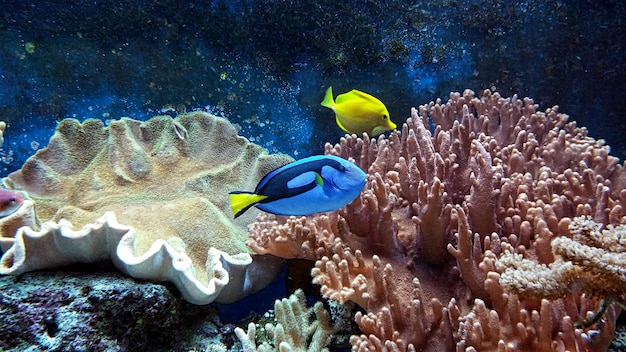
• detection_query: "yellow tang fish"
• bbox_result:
[321,86,396,136]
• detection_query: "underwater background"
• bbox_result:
[1,0,625,351]
[1,0,625,176]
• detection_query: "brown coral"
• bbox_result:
[248,90,623,350]
[0,112,292,304]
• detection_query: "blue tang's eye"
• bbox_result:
[338,165,346,172]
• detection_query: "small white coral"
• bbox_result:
[235,289,335,352]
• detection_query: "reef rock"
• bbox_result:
[0,112,292,304]
[0,269,231,351]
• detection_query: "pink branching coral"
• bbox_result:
[248,90,623,351]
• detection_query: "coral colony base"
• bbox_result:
[0,90,624,351]
[247,90,623,351]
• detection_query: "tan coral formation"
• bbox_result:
[248,90,623,350]
[0,112,292,304]
[497,215,626,301]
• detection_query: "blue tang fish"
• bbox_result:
[229,155,367,218]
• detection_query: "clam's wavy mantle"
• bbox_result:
[0,112,292,304]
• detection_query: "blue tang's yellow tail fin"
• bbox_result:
[229,192,268,218]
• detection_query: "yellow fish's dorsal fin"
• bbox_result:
[320,86,335,109]
[229,192,268,218]
[335,89,379,105]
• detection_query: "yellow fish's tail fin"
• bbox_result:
[320,86,335,109]
[229,192,268,218]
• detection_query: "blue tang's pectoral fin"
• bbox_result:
[315,172,324,187]
[229,191,268,218]
[316,172,338,197]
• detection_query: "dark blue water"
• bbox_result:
[1,0,623,177]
